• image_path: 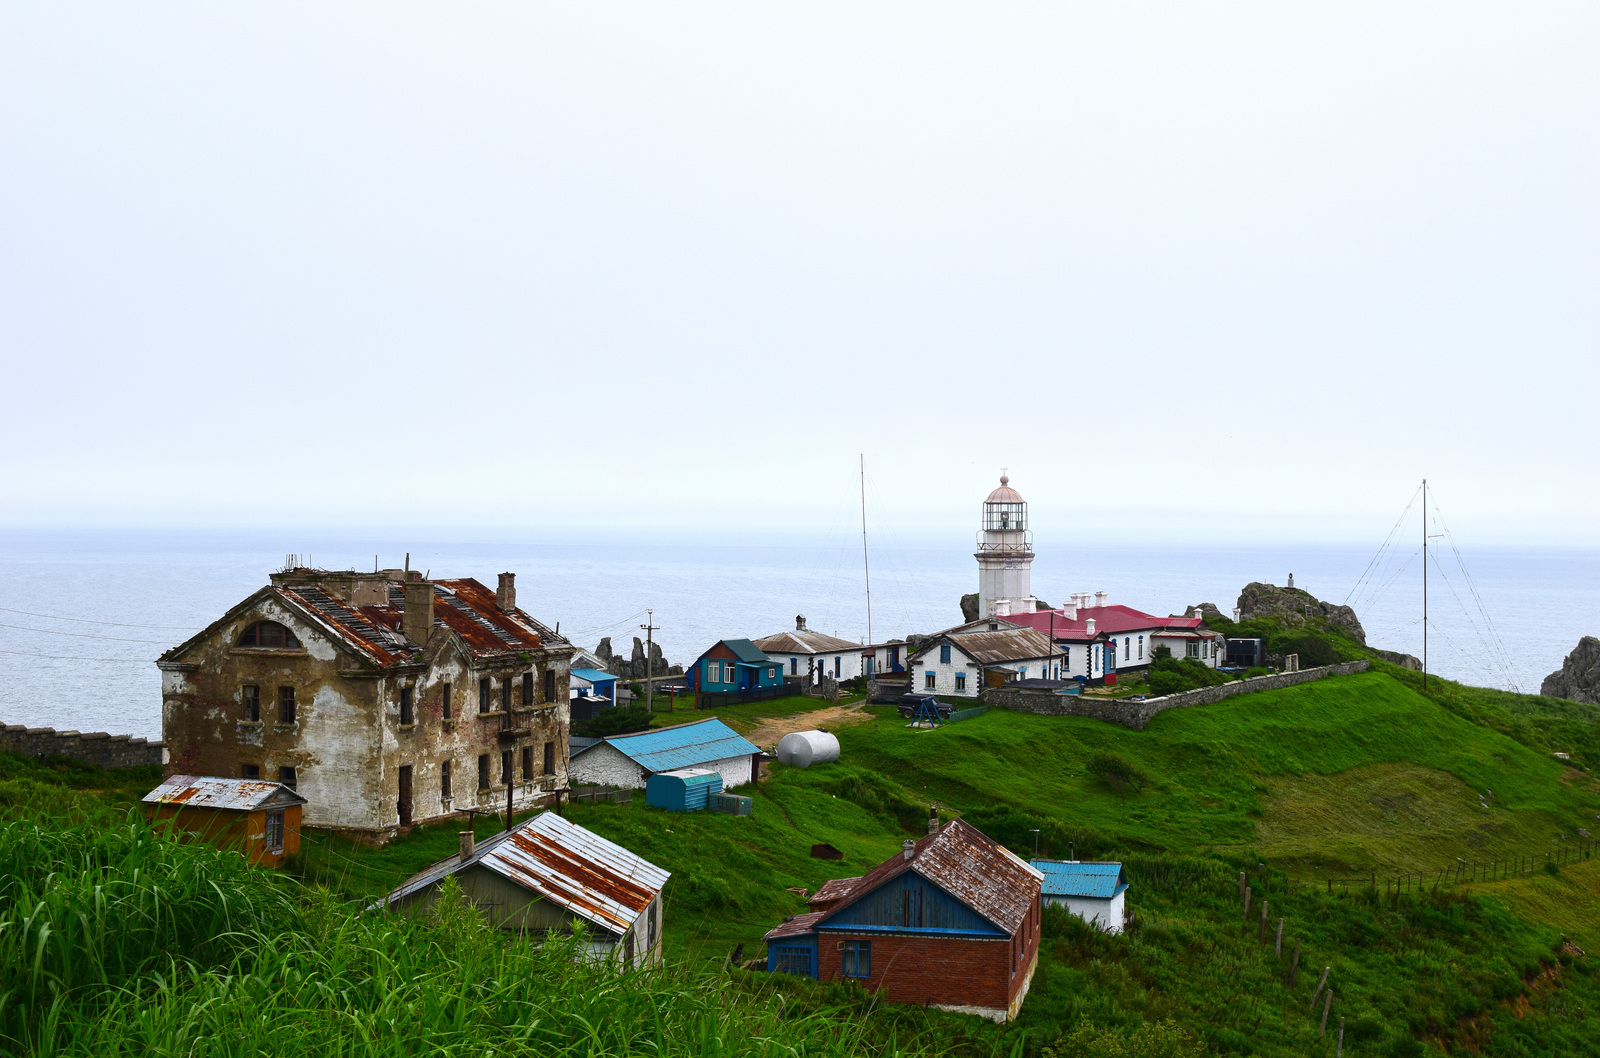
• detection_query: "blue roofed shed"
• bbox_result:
[645,768,725,811]
[1031,860,1128,934]
[570,667,619,703]
[568,717,761,792]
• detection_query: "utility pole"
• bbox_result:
[1422,478,1428,691]
[860,454,873,651]
[641,609,659,714]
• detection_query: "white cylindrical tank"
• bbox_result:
[776,730,840,769]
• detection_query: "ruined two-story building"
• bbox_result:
[157,565,573,842]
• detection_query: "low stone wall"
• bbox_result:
[982,660,1370,731]
[0,724,164,769]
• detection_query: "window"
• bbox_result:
[501,749,513,785]
[790,657,798,675]
[242,764,260,780]
[544,669,556,702]
[1186,640,1200,659]
[1138,636,1144,660]
[502,677,513,713]
[442,682,452,720]
[833,657,841,677]
[543,741,555,776]
[399,687,414,726]
[239,621,301,650]
[277,686,296,724]
[264,811,284,853]
[773,945,813,976]
[939,643,951,664]
[278,766,297,790]
[242,685,260,723]
[769,667,777,679]
[1018,667,1027,680]
[1124,637,1130,660]
[954,673,967,692]
[440,760,452,799]
[924,671,937,690]
[522,672,533,707]
[841,940,871,978]
[521,745,533,781]
[900,888,923,927]
[478,754,490,791]
[479,678,491,714]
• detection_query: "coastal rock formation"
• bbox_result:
[1183,603,1224,623]
[960,593,979,623]
[1236,582,1366,645]
[1542,637,1600,705]
[593,636,671,679]
[1375,649,1422,671]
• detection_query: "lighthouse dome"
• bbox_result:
[985,474,1023,504]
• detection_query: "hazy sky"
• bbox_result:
[3,4,1596,545]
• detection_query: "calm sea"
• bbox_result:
[1,528,1594,741]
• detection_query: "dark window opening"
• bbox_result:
[842,940,871,978]
[521,671,533,707]
[240,621,301,650]
[442,682,452,720]
[544,669,556,703]
[502,677,513,714]
[900,887,922,927]
[242,685,260,723]
[264,811,284,853]
[521,745,533,781]
[477,754,490,791]
[278,766,297,790]
[399,687,414,726]
[440,760,452,799]
[543,740,555,776]
[277,686,296,724]
[479,678,491,714]
[500,749,513,785]
[242,764,260,780]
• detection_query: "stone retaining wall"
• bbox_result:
[0,724,165,769]
[982,660,1370,731]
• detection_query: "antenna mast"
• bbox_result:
[1422,478,1428,691]
[860,454,873,650]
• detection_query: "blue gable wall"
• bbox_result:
[820,871,1005,937]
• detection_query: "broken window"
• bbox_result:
[440,760,451,799]
[242,764,260,779]
[399,687,414,726]
[277,687,296,724]
[240,621,301,649]
[521,672,533,707]
[442,682,452,720]
[500,749,513,785]
[502,677,513,713]
[278,766,297,790]
[543,741,554,776]
[841,940,870,978]
[242,685,260,723]
[544,669,556,702]
[264,811,284,853]
[521,745,533,781]
[479,678,491,714]
[477,754,490,791]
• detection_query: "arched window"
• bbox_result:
[240,621,302,650]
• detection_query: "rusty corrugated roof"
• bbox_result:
[807,876,862,908]
[817,819,1042,936]
[764,910,828,940]
[384,812,668,936]
[142,774,307,811]
[752,630,861,656]
[914,626,1058,666]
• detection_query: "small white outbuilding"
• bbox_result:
[1031,859,1129,934]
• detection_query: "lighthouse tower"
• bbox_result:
[975,473,1035,619]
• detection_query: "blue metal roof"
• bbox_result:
[593,717,760,772]
[1031,860,1128,899]
[571,668,617,683]
[723,639,770,664]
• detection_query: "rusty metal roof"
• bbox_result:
[807,876,861,908]
[764,910,829,940]
[912,626,1059,666]
[752,630,861,656]
[384,812,668,936]
[142,774,307,811]
[818,819,1042,936]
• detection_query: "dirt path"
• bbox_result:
[742,699,875,749]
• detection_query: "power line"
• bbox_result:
[0,647,154,664]
[0,620,174,645]
[0,605,198,631]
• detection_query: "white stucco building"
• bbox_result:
[1032,860,1128,935]
[569,717,761,790]
[753,617,864,681]
[908,624,1064,698]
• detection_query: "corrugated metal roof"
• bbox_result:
[818,819,1043,936]
[752,630,861,656]
[807,876,862,908]
[142,774,307,811]
[722,639,770,664]
[1031,860,1128,899]
[913,627,1059,666]
[764,910,828,940]
[596,718,759,773]
[571,668,617,682]
[385,812,668,935]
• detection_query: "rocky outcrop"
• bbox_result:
[594,635,672,679]
[1374,649,1422,671]
[1236,582,1366,645]
[1183,602,1224,623]
[960,593,979,623]
[1542,637,1600,705]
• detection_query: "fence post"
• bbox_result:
[1243,886,1252,920]
[1259,899,1268,943]
[1310,966,1329,1009]
[1275,917,1284,956]
[1321,990,1333,1036]
[1239,870,1247,902]
[1289,937,1301,986]
[1337,1015,1345,1058]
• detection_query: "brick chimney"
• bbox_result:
[404,580,434,645]
[902,838,916,861]
[796,614,807,631]
[459,830,475,861]
[927,807,939,835]
[497,572,516,612]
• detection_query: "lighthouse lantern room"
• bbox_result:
[975,473,1036,619]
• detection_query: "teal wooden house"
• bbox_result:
[686,639,784,695]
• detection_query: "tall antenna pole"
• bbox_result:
[1421,478,1428,692]
[641,609,659,714]
[860,454,873,652]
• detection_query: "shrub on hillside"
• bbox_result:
[1145,656,1229,697]
[573,704,652,738]
[960,803,1112,861]
[1270,634,1342,667]
[819,769,930,834]
[1087,751,1148,795]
